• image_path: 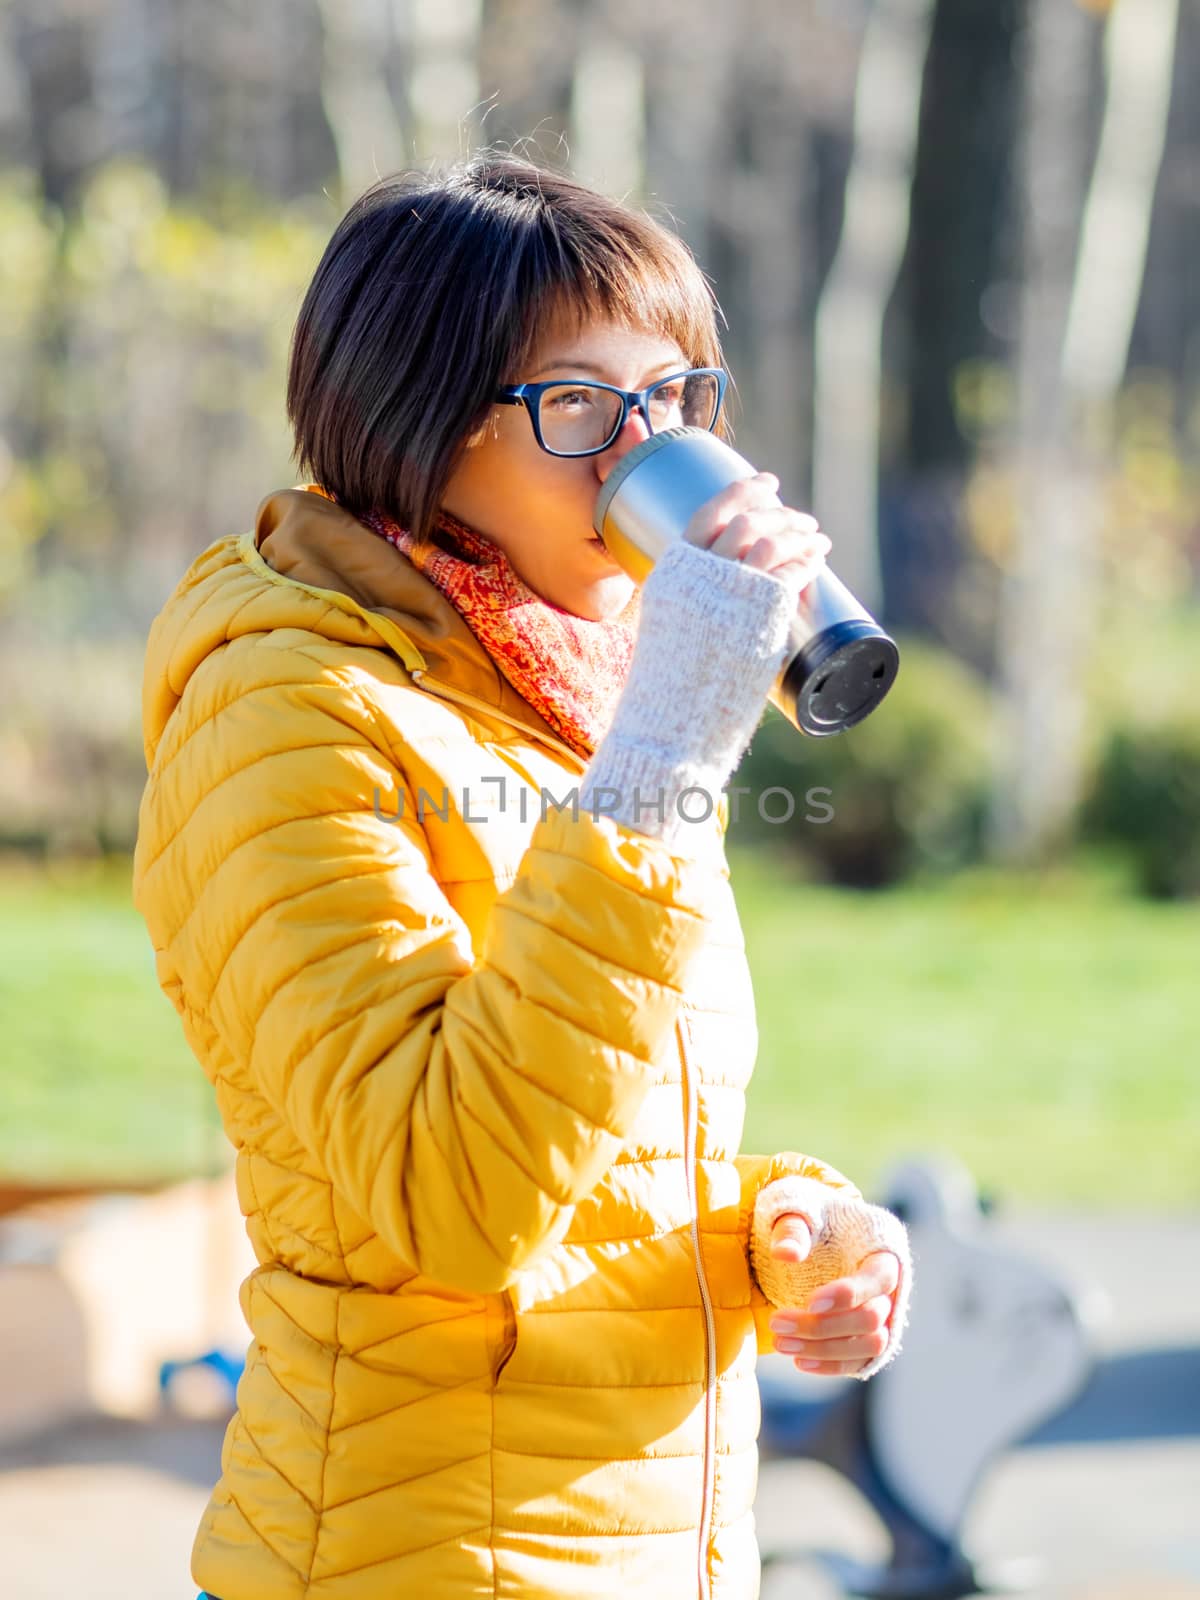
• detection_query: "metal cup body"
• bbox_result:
[593,427,899,735]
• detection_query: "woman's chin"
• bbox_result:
[566,563,636,621]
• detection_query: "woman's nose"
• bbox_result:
[595,407,651,484]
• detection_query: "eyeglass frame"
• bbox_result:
[491,367,728,458]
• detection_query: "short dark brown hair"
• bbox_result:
[286,154,726,543]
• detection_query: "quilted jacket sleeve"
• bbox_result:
[134,642,719,1295]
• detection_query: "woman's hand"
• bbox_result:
[764,1213,901,1377]
[683,471,831,592]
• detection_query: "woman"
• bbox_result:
[133,155,911,1600]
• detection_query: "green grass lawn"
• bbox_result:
[1,851,1196,1207]
[0,858,227,1184]
[732,848,1199,1210]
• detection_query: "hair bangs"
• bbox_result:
[505,208,724,388]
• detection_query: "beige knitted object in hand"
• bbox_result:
[751,1175,913,1381]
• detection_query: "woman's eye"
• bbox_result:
[547,388,594,410]
[650,384,685,409]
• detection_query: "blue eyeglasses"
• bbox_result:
[493,368,727,458]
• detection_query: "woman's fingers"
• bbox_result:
[770,1295,892,1342]
[768,1254,901,1377]
[683,474,822,549]
[701,503,822,557]
[854,1250,902,1302]
[789,1353,885,1376]
[709,511,829,571]
[801,1252,901,1317]
[682,472,784,550]
[745,546,830,595]
[773,1330,890,1364]
[769,1213,814,1264]
[679,472,829,587]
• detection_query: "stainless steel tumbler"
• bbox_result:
[593,426,900,736]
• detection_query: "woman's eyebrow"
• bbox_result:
[529,356,686,381]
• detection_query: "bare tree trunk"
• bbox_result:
[235,0,307,199]
[726,21,815,500]
[1061,0,1181,402]
[477,0,579,159]
[0,5,39,453]
[569,20,643,201]
[988,0,1179,863]
[316,0,407,198]
[407,0,485,162]
[987,0,1097,864]
[810,0,936,615]
[638,0,739,274]
[0,3,31,165]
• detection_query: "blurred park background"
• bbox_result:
[1,0,1196,1203]
[0,1,1198,1594]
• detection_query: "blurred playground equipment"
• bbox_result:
[759,1154,1200,1598]
[3,1155,1198,1600]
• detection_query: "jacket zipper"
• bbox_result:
[678,1011,717,1600]
[424,666,720,1589]
[492,1290,518,1382]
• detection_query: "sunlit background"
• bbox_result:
[1,1,1197,1596]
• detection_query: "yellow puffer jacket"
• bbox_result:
[132,487,867,1600]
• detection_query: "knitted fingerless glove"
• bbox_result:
[579,540,794,842]
[752,1175,913,1381]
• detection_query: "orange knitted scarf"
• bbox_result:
[358,505,640,760]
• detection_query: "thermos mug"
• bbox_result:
[593,427,900,736]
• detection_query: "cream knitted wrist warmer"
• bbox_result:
[752,1176,913,1381]
[579,540,793,843]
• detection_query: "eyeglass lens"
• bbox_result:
[536,372,720,455]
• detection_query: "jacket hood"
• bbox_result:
[141,485,563,768]
[256,487,508,702]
